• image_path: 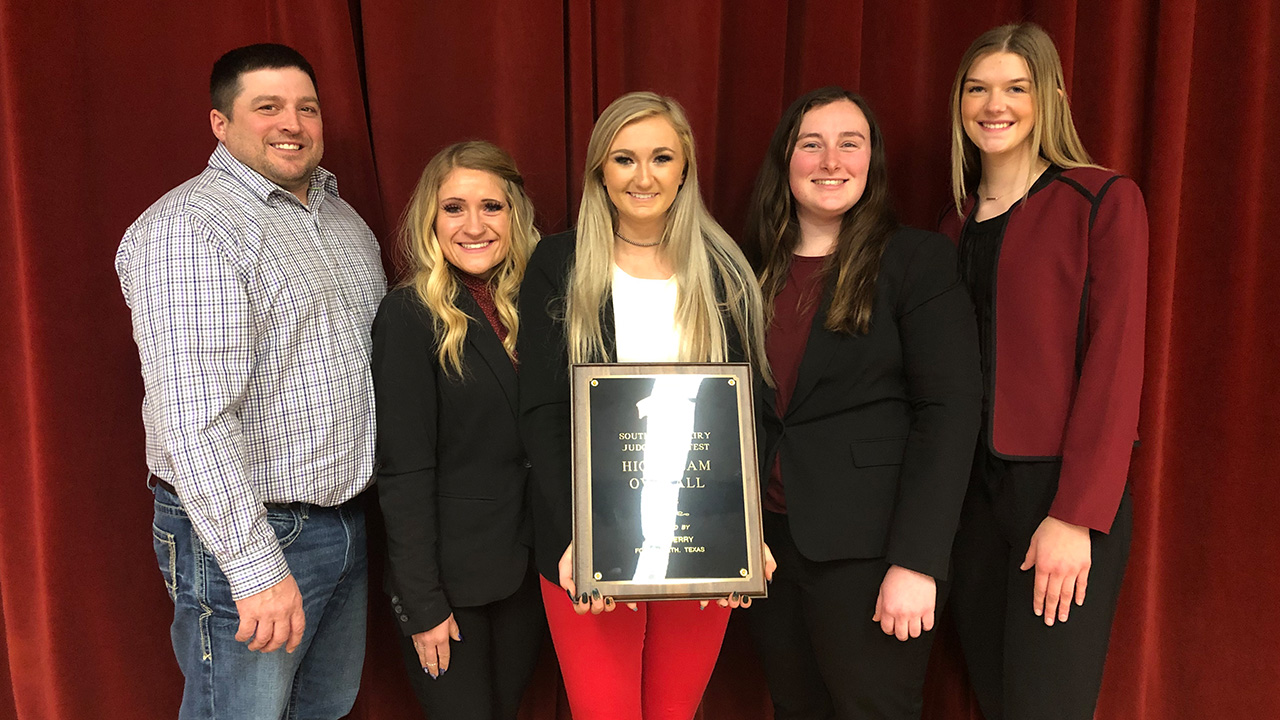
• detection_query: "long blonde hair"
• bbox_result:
[567,92,769,379]
[949,22,1100,212]
[398,141,538,376]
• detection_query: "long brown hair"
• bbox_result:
[398,140,538,376]
[949,23,1099,212]
[745,87,897,335]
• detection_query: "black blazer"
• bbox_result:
[372,285,532,636]
[759,227,981,581]
[518,231,748,582]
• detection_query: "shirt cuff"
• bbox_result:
[219,539,291,600]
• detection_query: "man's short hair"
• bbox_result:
[210,43,318,116]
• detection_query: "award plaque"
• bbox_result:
[570,363,766,602]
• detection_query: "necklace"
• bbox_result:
[980,159,1049,202]
[615,231,660,248]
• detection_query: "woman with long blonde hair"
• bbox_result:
[939,23,1149,720]
[373,140,544,719]
[518,91,773,719]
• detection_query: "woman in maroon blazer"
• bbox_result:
[938,23,1149,720]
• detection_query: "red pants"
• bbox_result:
[539,576,730,720]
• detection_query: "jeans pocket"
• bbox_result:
[266,508,303,549]
[152,524,178,602]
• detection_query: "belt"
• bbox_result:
[150,476,325,512]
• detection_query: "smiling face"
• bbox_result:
[433,167,511,279]
[961,51,1037,162]
[788,99,872,226]
[601,115,686,236]
[210,67,323,201]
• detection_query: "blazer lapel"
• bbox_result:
[785,283,839,419]
[457,288,519,418]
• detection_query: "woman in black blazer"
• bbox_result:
[372,141,544,719]
[742,88,982,719]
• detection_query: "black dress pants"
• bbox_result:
[949,449,1132,720]
[748,511,942,720]
[396,565,546,720]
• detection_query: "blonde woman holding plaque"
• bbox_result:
[518,91,773,720]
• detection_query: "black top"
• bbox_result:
[756,227,982,580]
[372,285,532,636]
[516,230,749,582]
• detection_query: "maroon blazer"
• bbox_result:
[939,167,1148,533]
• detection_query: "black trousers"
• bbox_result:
[949,449,1133,720]
[748,511,943,720]
[396,565,546,720]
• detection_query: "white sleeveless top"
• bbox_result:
[611,264,680,362]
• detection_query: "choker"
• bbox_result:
[615,231,661,248]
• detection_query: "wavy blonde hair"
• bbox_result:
[567,92,769,379]
[949,22,1100,212]
[398,141,538,377]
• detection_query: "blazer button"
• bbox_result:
[399,614,409,622]
[523,458,532,468]
[394,605,403,613]
[391,595,400,604]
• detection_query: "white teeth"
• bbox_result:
[982,122,1011,129]
[273,143,301,150]
[460,241,491,249]
[814,179,846,186]
[630,192,657,199]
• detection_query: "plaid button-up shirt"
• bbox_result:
[116,144,386,599]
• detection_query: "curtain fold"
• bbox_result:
[1,1,1275,717]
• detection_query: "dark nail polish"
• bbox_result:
[457,632,463,642]
[580,592,589,604]
[567,589,575,602]
[591,588,601,601]
[423,667,431,674]
[730,592,739,601]
[630,605,639,612]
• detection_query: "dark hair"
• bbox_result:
[745,87,897,335]
[210,43,318,116]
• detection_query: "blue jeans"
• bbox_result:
[151,483,368,720]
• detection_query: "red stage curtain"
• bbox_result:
[2,1,1276,718]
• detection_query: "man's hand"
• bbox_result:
[872,565,936,641]
[1021,516,1092,626]
[413,615,461,679]
[234,574,306,653]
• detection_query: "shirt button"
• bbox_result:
[400,615,409,622]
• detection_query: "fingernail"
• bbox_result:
[700,603,706,610]
[730,592,739,601]
[423,667,431,674]
[440,667,447,675]
[457,632,464,641]
[580,592,589,604]
[630,605,639,612]
[567,589,575,602]
[591,589,601,601]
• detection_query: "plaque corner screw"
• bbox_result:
[594,572,602,580]
[727,378,736,386]
[740,568,748,577]
[590,379,599,386]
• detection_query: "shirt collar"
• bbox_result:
[208,142,339,206]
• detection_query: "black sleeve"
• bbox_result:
[371,287,451,635]
[516,234,575,581]
[884,229,983,581]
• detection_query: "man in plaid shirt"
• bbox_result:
[116,43,386,719]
